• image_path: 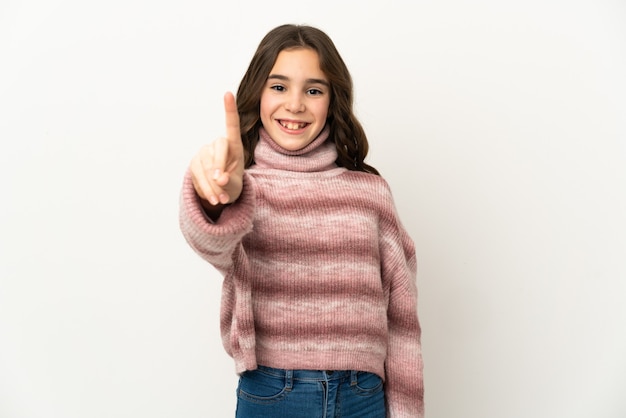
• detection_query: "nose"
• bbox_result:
[285,92,305,113]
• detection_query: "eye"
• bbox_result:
[270,85,286,92]
[307,88,324,96]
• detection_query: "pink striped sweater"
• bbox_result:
[179,127,424,417]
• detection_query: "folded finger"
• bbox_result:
[193,146,225,205]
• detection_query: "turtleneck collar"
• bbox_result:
[253,126,338,172]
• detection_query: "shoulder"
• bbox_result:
[341,169,390,185]
[335,171,403,222]
[340,170,395,198]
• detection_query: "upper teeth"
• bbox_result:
[281,121,306,130]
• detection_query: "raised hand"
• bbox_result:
[190,92,245,215]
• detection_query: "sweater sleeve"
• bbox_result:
[178,170,255,274]
[380,187,424,418]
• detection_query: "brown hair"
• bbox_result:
[236,24,379,175]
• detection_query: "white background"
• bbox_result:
[1,1,625,417]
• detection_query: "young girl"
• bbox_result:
[179,24,424,418]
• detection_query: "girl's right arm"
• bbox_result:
[179,92,252,273]
[179,169,255,274]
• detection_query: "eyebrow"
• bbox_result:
[267,74,330,87]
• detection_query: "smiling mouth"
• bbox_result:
[278,120,309,130]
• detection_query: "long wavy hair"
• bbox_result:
[236,24,379,175]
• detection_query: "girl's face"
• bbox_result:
[260,48,330,151]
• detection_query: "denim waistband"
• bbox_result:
[256,365,357,382]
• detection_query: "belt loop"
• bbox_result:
[285,369,293,391]
[350,370,358,386]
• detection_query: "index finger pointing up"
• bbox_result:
[224,91,241,143]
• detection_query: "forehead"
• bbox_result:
[269,48,326,78]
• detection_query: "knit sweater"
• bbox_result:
[179,127,424,417]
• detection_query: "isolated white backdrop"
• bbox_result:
[1,1,625,417]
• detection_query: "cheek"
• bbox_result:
[259,97,272,123]
[313,100,330,121]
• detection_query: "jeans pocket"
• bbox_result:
[237,369,289,405]
[351,372,384,396]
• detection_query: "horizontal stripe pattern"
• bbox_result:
[179,131,423,417]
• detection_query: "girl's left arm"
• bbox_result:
[380,189,424,418]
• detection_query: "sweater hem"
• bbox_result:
[250,349,386,381]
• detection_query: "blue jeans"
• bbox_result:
[235,365,386,418]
